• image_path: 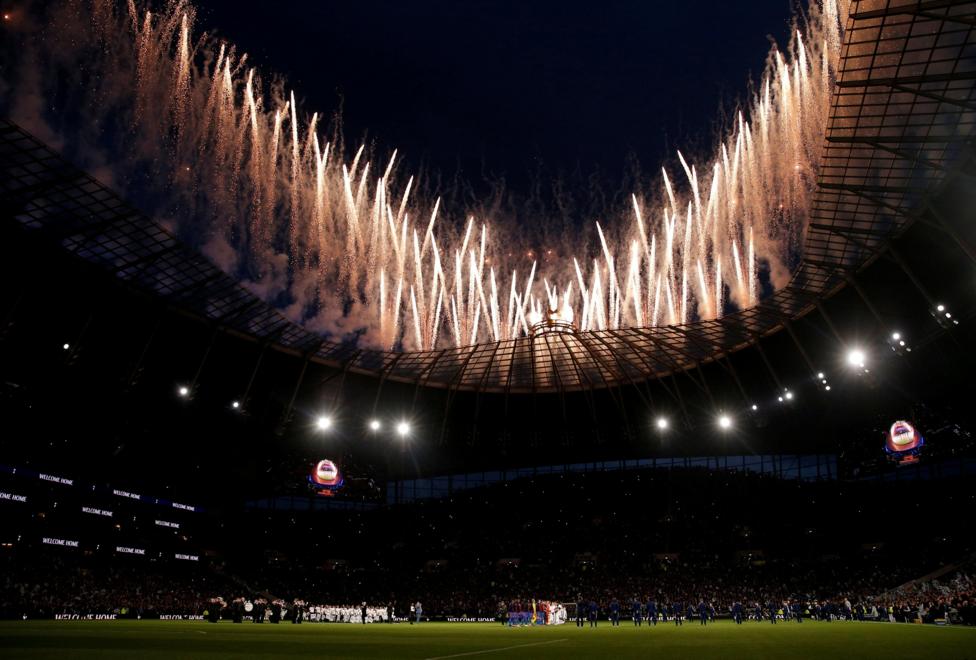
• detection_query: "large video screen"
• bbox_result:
[308,459,344,496]
[885,420,924,465]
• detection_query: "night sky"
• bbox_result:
[195,0,796,198]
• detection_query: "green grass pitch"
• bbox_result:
[1,620,975,659]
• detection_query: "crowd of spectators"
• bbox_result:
[0,555,234,618]
[4,553,974,624]
[212,468,973,619]
[873,569,976,625]
[2,467,974,624]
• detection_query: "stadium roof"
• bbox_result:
[1,0,974,394]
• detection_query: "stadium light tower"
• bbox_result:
[315,415,333,431]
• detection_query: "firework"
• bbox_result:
[5,0,850,350]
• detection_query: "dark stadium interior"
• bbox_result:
[2,1,976,657]
[2,132,976,625]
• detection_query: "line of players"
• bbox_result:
[574,598,822,626]
[210,599,421,624]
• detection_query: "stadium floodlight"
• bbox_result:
[751,404,758,411]
[369,419,381,432]
[655,417,669,430]
[817,372,824,379]
[846,348,866,369]
[785,391,794,401]
[231,400,241,410]
[396,421,410,437]
[718,414,732,430]
[887,331,910,356]
[932,304,958,328]
[177,385,190,397]
[62,343,70,350]
[315,415,333,431]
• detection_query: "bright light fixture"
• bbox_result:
[396,421,410,437]
[846,349,866,368]
[369,419,381,431]
[718,415,732,430]
[655,417,669,430]
[177,386,189,397]
[315,416,333,431]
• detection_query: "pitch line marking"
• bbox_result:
[424,638,568,659]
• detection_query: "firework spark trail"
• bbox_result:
[9,0,850,351]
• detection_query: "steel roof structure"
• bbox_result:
[1,0,974,394]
